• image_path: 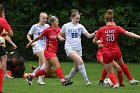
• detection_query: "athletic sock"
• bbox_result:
[108,72,118,85]
[78,64,89,81]
[120,63,133,80]
[56,67,64,79]
[117,70,123,85]
[34,69,46,77]
[100,68,107,80]
[66,67,78,80]
[32,66,40,74]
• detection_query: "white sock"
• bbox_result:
[67,67,78,80]
[78,64,89,82]
[38,76,43,82]
[32,66,40,74]
[40,63,46,70]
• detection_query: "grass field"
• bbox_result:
[3,61,140,93]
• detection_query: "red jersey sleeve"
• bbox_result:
[41,28,48,36]
[117,26,126,34]
[1,18,11,31]
[95,27,102,39]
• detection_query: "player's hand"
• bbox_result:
[31,42,35,47]
[12,43,17,49]
[97,40,102,44]
[1,31,8,36]
[26,42,32,48]
[59,37,65,41]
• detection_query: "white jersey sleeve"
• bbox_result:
[81,24,88,34]
[28,24,36,35]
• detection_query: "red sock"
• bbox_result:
[100,68,107,80]
[108,72,118,85]
[117,70,123,85]
[120,63,133,80]
[0,69,3,92]
[56,67,64,79]
[35,69,46,77]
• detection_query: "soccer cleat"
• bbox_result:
[119,84,125,87]
[112,84,119,88]
[61,81,73,86]
[99,80,104,86]
[26,75,33,85]
[130,79,139,85]
[85,81,91,86]
[37,81,45,85]
[4,74,14,79]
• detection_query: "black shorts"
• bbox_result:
[0,46,7,56]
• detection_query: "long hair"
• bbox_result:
[104,9,114,22]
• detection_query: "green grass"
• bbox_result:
[3,61,140,93]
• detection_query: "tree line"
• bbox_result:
[1,0,140,62]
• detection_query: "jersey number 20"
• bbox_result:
[106,34,114,42]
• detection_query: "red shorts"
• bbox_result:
[103,48,122,64]
[44,51,57,59]
[96,49,103,62]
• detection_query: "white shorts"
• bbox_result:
[65,48,82,57]
[32,44,45,54]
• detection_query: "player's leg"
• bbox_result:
[65,61,79,81]
[49,56,73,86]
[103,52,119,88]
[112,61,124,86]
[116,57,139,85]
[34,51,46,85]
[68,51,91,86]
[0,59,3,93]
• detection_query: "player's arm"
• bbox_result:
[26,35,42,48]
[27,33,32,43]
[58,32,65,41]
[124,31,140,39]
[1,19,13,37]
[84,31,96,38]
[93,37,99,44]
[5,35,17,49]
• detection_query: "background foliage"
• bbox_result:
[0,0,140,62]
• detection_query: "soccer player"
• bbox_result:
[26,12,49,85]
[26,16,73,86]
[0,4,13,93]
[1,29,17,79]
[58,11,96,86]
[96,38,123,86]
[93,9,140,88]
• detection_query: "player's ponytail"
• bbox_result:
[48,15,58,25]
[104,9,114,22]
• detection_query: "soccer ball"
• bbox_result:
[103,78,113,86]
[0,36,5,44]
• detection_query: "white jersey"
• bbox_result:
[60,22,88,50]
[28,23,49,48]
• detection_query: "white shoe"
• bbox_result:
[85,81,91,86]
[130,79,139,85]
[112,84,119,88]
[37,81,45,85]
[4,75,14,79]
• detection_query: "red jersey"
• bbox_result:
[0,17,11,35]
[96,25,126,49]
[41,26,60,53]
